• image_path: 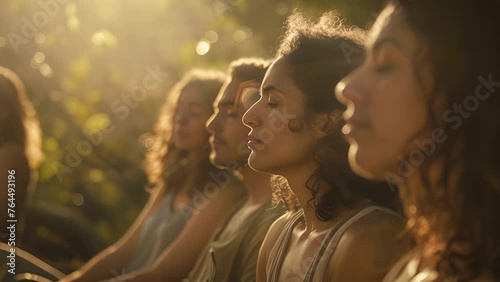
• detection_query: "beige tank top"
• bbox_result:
[266,205,402,282]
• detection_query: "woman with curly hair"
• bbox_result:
[243,11,412,282]
[0,66,43,238]
[336,0,500,281]
[64,69,246,282]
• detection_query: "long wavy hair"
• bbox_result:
[0,66,43,168]
[145,69,226,196]
[227,57,270,85]
[272,11,399,220]
[387,0,500,280]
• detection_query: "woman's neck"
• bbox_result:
[240,164,272,206]
[280,161,339,232]
[175,149,209,194]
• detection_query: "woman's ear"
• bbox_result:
[310,113,330,138]
[310,111,343,138]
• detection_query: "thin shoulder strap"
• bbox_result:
[267,211,304,282]
[304,205,399,281]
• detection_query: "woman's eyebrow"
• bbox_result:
[218,100,235,108]
[369,36,404,54]
[262,85,284,95]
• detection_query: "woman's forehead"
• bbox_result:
[178,87,208,105]
[264,59,298,94]
[366,8,421,59]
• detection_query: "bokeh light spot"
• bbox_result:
[35,33,46,44]
[39,63,54,78]
[92,32,105,45]
[34,52,46,64]
[68,16,80,31]
[233,30,246,42]
[72,193,85,206]
[84,113,111,132]
[409,205,417,214]
[43,137,59,152]
[233,26,252,42]
[89,169,104,183]
[196,40,211,55]
[204,30,219,43]
[92,29,117,47]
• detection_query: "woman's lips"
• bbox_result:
[247,134,263,149]
[210,136,227,145]
[343,117,371,137]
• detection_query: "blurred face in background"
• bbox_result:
[335,6,433,180]
[173,88,213,151]
[206,77,261,167]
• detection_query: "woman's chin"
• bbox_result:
[347,149,371,178]
[349,152,395,182]
[247,153,268,172]
[351,162,378,180]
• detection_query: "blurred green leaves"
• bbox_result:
[0,0,385,271]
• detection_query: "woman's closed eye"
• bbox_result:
[374,53,396,73]
[266,94,279,108]
[375,63,394,73]
[373,47,399,74]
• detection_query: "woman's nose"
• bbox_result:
[205,112,217,134]
[335,72,365,106]
[242,103,260,129]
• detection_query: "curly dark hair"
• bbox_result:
[145,69,226,195]
[274,11,399,221]
[228,57,271,84]
[387,0,500,280]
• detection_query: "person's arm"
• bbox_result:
[61,190,162,282]
[255,212,290,282]
[327,210,414,282]
[104,185,246,282]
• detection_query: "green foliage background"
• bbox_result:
[0,0,385,272]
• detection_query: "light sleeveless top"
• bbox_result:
[266,205,402,282]
[124,189,195,273]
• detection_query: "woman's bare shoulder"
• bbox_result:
[339,209,411,257]
[328,208,414,281]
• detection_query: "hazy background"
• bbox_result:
[0,0,385,272]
